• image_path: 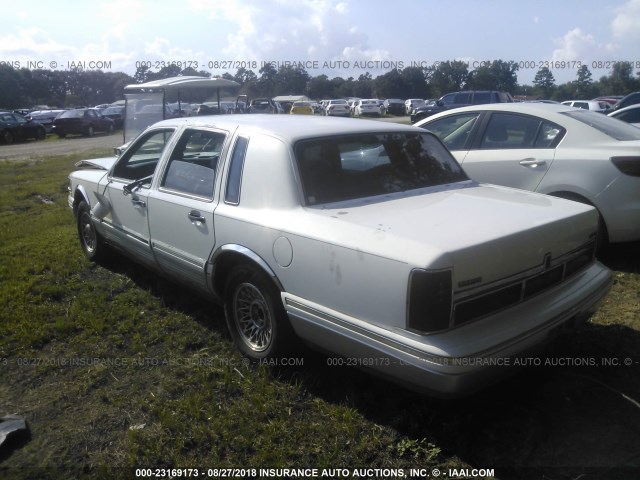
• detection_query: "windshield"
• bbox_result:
[295,132,468,205]
[59,110,86,118]
[562,110,640,141]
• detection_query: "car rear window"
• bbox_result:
[562,110,640,141]
[295,132,468,205]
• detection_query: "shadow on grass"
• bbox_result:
[95,249,640,479]
[275,323,640,479]
[97,250,228,338]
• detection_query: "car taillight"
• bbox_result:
[611,156,640,177]
[407,269,452,334]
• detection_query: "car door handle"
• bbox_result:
[519,158,546,167]
[131,198,146,207]
[188,211,205,224]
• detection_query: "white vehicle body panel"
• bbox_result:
[416,103,640,243]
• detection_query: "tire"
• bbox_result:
[223,264,294,360]
[36,128,46,140]
[2,130,14,145]
[57,133,66,139]
[76,201,105,261]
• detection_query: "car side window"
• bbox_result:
[161,129,225,199]
[225,136,249,205]
[419,113,480,150]
[616,109,640,123]
[111,128,176,181]
[480,113,563,150]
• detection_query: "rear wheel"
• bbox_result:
[223,264,294,360]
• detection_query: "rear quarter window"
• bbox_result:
[562,110,640,141]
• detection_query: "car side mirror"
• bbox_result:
[436,100,444,107]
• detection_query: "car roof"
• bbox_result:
[419,102,581,121]
[609,103,640,115]
[151,114,421,143]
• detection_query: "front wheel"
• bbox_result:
[2,130,14,145]
[76,201,106,261]
[223,265,294,360]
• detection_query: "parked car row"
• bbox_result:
[0,103,127,144]
[0,111,47,144]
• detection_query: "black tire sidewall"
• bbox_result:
[76,201,101,260]
[223,265,292,360]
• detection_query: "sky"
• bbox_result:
[2,0,640,87]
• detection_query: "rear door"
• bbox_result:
[459,112,564,192]
[146,128,228,290]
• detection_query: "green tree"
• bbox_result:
[257,62,278,97]
[306,74,332,99]
[572,65,594,98]
[608,61,636,94]
[0,65,23,108]
[233,67,257,86]
[533,67,555,98]
[373,69,405,98]
[429,61,469,97]
[353,72,373,99]
[400,66,428,98]
[275,66,310,95]
[466,60,518,92]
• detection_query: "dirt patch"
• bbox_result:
[0,133,125,162]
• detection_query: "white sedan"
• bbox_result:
[68,115,611,397]
[561,100,611,113]
[353,99,382,117]
[415,103,640,244]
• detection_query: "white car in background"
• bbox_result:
[415,103,640,244]
[323,99,351,117]
[405,98,425,115]
[608,103,640,128]
[561,100,611,113]
[353,99,382,117]
[68,115,610,397]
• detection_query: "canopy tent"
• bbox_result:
[122,76,240,142]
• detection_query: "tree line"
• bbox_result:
[1,60,638,110]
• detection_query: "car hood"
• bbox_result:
[303,183,598,287]
[74,156,117,171]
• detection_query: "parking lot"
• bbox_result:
[1,122,639,479]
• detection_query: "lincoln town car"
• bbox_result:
[68,115,612,397]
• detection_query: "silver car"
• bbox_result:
[415,103,640,244]
[68,115,611,397]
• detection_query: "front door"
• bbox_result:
[104,128,177,266]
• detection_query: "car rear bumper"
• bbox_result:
[284,261,612,397]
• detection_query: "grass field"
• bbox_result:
[1,150,639,480]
